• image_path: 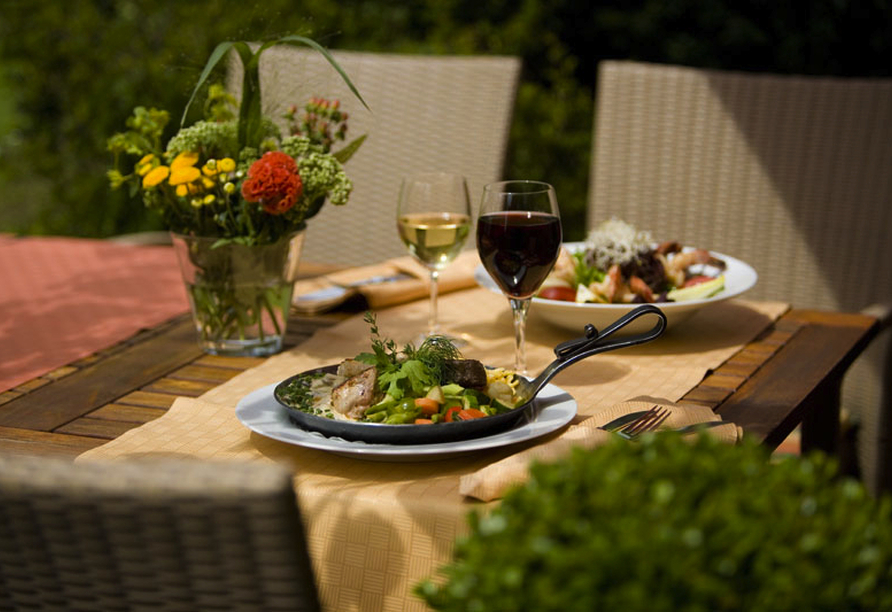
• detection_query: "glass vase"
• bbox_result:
[171,231,304,357]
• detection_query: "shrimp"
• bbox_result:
[628,275,655,302]
[589,264,625,303]
[661,249,725,287]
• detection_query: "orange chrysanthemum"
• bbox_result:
[240,151,303,215]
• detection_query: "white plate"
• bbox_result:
[235,382,577,462]
[475,242,757,333]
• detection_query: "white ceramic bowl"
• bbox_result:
[474,242,758,334]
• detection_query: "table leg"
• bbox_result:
[799,376,841,456]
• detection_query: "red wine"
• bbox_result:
[477,211,562,298]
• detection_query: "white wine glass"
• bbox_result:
[397,172,472,341]
[476,180,562,373]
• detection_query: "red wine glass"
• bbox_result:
[476,180,562,373]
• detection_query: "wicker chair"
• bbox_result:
[588,60,892,493]
[228,48,521,266]
[0,456,320,611]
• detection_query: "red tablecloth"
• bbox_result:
[0,236,189,393]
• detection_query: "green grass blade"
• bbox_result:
[180,41,234,128]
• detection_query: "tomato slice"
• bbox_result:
[444,406,462,423]
[682,275,714,288]
[458,408,487,420]
[538,286,576,302]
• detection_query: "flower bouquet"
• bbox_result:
[108,36,367,355]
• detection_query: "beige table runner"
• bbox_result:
[79,288,788,612]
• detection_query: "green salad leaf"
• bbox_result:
[573,251,604,287]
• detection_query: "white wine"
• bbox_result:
[397,212,471,270]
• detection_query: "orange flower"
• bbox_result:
[241,151,302,215]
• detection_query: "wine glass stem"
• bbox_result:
[428,269,440,335]
[509,297,531,374]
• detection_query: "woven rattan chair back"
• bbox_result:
[229,48,521,266]
[0,456,320,612]
[588,60,892,493]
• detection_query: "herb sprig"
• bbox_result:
[356,312,461,400]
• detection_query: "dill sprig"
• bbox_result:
[406,335,462,384]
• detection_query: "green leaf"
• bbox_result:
[180,41,236,129]
[231,41,262,150]
[271,35,370,112]
[400,359,434,395]
[334,133,367,164]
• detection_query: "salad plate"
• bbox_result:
[235,381,577,461]
[475,242,757,333]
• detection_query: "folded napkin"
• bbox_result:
[292,250,481,313]
[459,400,740,502]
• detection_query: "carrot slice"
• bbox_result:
[414,397,440,416]
[414,418,433,425]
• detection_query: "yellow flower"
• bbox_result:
[218,158,236,173]
[176,182,204,197]
[142,165,170,188]
[202,160,219,177]
[170,151,199,170]
[169,166,201,186]
[201,177,215,190]
[135,153,156,176]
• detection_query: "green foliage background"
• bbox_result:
[1,0,890,241]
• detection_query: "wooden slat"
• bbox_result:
[193,354,266,370]
[114,390,179,409]
[142,378,217,397]
[0,390,24,406]
[166,364,242,384]
[56,417,143,440]
[0,426,106,458]
[89,404,167,424]
[0,317,202,431]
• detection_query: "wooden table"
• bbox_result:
[0,305,879,461]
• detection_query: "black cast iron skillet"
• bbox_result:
[274,303,667,445]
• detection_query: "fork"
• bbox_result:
[604,406,671,439]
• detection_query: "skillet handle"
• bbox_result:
[527,304,667,395]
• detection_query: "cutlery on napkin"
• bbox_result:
[459,399,740,502]
[292,250,481,313]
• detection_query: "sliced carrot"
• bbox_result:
[414,418,433,425]
[444,406,462,423]
[458,408,487,420]
[414,397,440,416]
